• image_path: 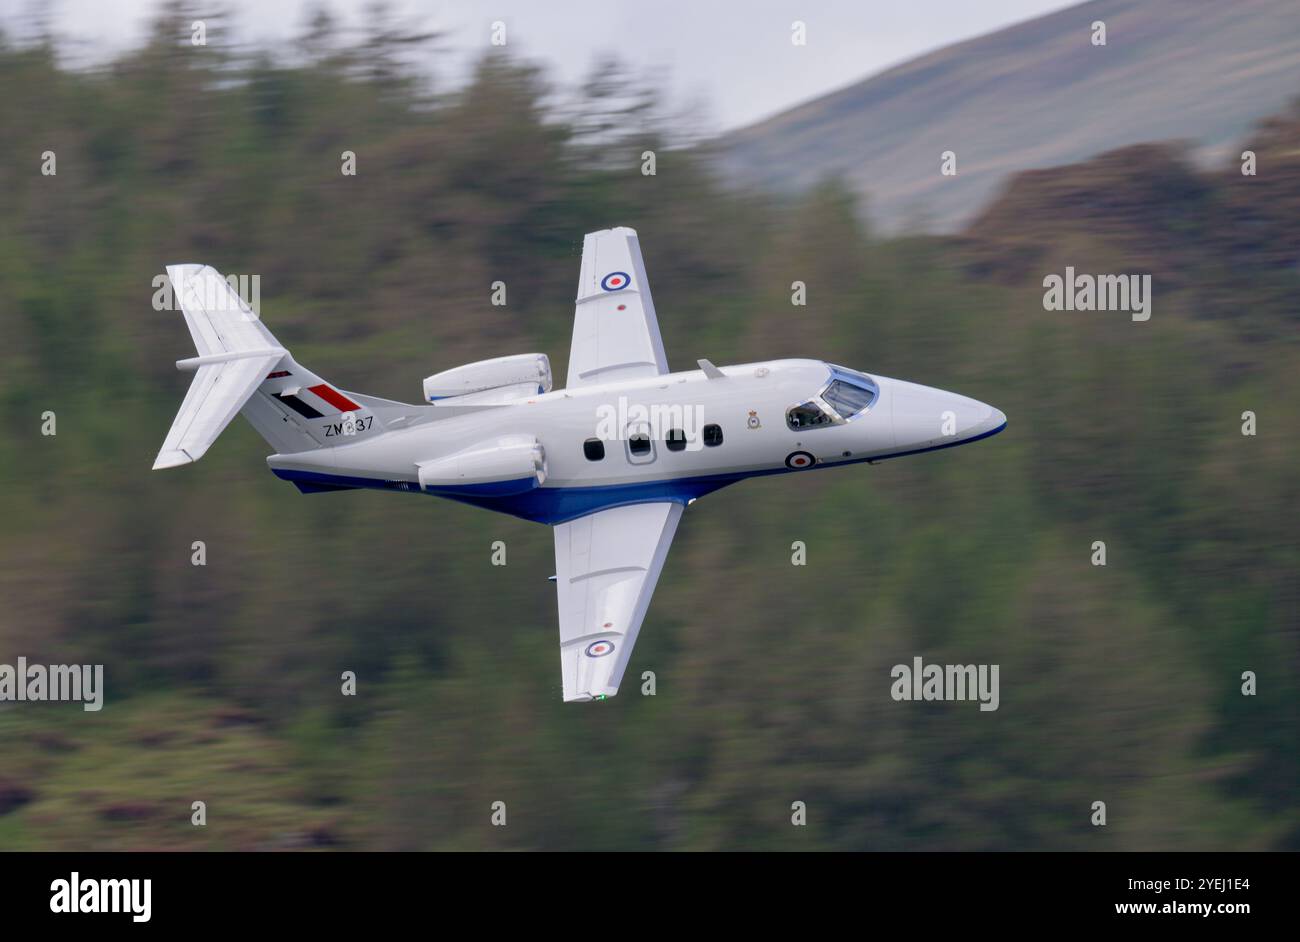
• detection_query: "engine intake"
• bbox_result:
[423,353,551,402]
[416,435,547,496]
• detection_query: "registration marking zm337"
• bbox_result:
[323,415,374,437]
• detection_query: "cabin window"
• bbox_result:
[665,429,687,452]
[629,433,652,456]
[787,402,834,430]
[583,439,605,461]
[703,424,724,447]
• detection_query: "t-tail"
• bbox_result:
[152,264,391,469]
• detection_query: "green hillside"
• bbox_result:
[0,9,1295,850]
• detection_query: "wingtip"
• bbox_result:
[564,686,618,704]
[585,225,637,240]
[164,262,205,278]
[152,450,193,470]
[164,263,215,293]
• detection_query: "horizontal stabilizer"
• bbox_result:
[153,352,284,468]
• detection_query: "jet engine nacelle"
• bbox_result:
[416,435,547,496]
[423,353,551,402]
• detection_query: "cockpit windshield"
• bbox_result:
[823,367,878,420]
[823,379,874,419]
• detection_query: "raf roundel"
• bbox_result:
[785,450,815,470]
[585,640,616,658]
[600,271,631,292]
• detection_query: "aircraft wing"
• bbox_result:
[553,501,683,701]
[566,227,669,388]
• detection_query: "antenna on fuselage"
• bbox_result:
[697,359,725,379]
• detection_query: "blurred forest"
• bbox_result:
[0,4,1295,850]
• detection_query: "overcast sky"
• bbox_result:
[11,0,1082,131]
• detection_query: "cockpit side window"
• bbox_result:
[787,401,834,430]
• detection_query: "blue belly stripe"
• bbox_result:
[270,467,744,524]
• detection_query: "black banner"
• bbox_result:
[0,851,1284,929]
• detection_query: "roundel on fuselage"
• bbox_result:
[600,271,631,291]
[785,450,815,470]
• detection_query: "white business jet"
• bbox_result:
[154,228,1006,701]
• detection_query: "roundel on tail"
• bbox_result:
[600,271,630,292]
[585,640,616,658]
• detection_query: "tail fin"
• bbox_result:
[153,264,398,469]
[153,265,287,469]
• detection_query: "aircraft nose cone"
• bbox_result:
[883,377,1006,453]
[949,399,1006,442]
[971,404,1007,439]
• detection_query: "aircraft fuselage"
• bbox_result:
[266,358,1007,525]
